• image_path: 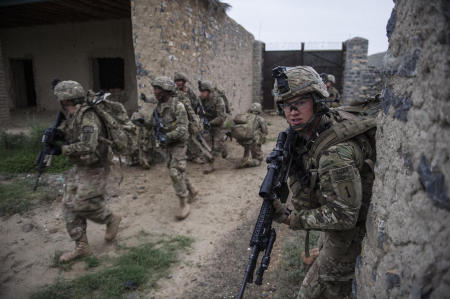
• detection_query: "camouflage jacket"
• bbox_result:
[252,113,268,144]
[285,114,375,280]
[327,86,341,108]
[201,93,226,127]
[151,96,189,146]
[60,104,111,166]
[175,91,202,135]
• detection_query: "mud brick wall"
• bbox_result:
[130,0,256,114]
[252,40,265,104]
[356,0,450,298]
[0,40,10,124]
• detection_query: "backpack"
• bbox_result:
[215,88,231,114]
[231,113,257,142]
[85,91,137,156]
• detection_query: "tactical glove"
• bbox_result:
[272,199,290,224]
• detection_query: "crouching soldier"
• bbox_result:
[53,80,121,263]
[233,102,268,168]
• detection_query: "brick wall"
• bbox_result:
[0,40,10,123]
[356,1,450,298]
[252,40,264,104]
[130,0,256,114]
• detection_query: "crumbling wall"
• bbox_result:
[356,0,450,298]
[130,0,256,114]
[342,37,369,104]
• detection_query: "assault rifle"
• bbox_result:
[33,111,66,191]
[152,108,167,147]
[196,103,211,131]
[238,128,294,299]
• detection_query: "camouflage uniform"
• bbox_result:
[327,86,341,108]
[53,81,121,263]
[132,96,156,168]
[60,107,114,241]
[272,66,375,299]
[239,103,268,167]
[201,90,227,158]
[151,76,198,219]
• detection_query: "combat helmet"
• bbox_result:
[326,74,336,84]
[273,66,329,103]
[54,80,85,103]
[273,66,329,130]
[174,72,188,82]
[151,76,176,93]
[198,80,213,92]
[249,102,262,114]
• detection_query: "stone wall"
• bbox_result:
[342,37,369,104]
[356,0,450,298]
[130,0,256,114]
[252,40,265,104]
[0,40,10,123]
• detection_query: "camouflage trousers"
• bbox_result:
[243,143,263,162]
[297,256,353,299]
[209,126,227,159]
[166,144,194,197]
[62,165,112,241]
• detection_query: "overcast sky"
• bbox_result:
[225,0,394,55]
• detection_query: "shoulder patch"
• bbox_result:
[329,165,355,182]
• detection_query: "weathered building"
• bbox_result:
[356,0,450,297]
[0,0,263,123]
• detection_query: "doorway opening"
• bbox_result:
[10,59,37,108]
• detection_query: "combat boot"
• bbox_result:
[59,234,92,263]
[175,195,190,220]
[105,213,122,241]
[203,160,215,174]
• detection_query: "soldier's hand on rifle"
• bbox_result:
[159,133,167,146]
[273,199,290,224]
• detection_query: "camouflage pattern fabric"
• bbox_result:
[238,112,268,167]
[201,93,226,158]
[62,165,112,241]
[59,105,114,241]
[275,115,374,298]
[327,86,341,108]
[151,96,190,196]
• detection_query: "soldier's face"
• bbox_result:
[61,100,77,114]
[175,80,185,90]
[200,90,210,99]
[326,81,333,88]
[153,87,164,101]
[283,96,314,129]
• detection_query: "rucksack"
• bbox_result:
[85,91,137,156]
[231,113,258,142]
[215,88,231,114]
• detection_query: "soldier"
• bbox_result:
[324,74,341,107]
[52,80,121,263]
[151,76,199,220]
[131,93,156,169]
[198,80,227,174]
[236,103,268,168]
[173,72,211,163]
[271,66,375,298]
[174,72,199,110]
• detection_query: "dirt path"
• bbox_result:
[0,114,290,299]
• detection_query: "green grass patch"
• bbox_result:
[84,256,101,269]
[0,127,71,174]
[31,236,194,299]
[0,176,54,216]
[275,231,320,299]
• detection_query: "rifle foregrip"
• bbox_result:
[250,199,274,246]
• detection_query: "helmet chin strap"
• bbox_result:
[290,113,317,131]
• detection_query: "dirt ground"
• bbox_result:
[0,114,303,299]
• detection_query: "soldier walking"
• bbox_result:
[151,76,199,220]
[198,80,227,174]
[52,80,121,263]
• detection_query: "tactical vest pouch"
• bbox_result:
[231,113,257,142]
